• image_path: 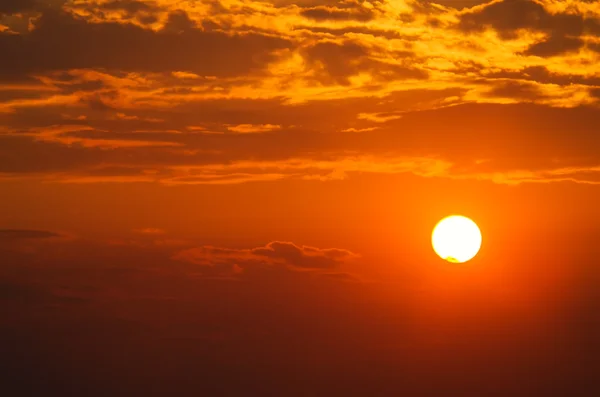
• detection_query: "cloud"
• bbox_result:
[320,272,362,282]
[227,124,281,134]
[0,9,291,80]
[481,65,600,87]
[172,71,201,80]
[0,234,359,289]
[173,241,359,275]
[0,229,61,240]
[0,124,182,149]
[483,80,548,100]
[300,5,375,22]
[0,0,37,15]
[132,228,166,235]
[458,0,600,57]
[0,281,89,305]
[2,97,600,186]
[523,34,584,57]
[0,1,596,111]
[358,112,403,123]
[301,41,426,86]
[0,1,598,189]
[433,0,493,9]
[97,0,158,16]
[252,242,359,269]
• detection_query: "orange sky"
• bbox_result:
[1,1,599,396]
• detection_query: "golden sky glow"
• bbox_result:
[0,0,598,186]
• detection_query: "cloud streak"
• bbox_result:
[0,229,62,240]
[173,241,359,277]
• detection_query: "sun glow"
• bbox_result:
[432,215,482,263]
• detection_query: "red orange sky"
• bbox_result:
[1,1,599,396]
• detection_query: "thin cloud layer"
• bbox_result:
[1,232,361,283]
[0,229,62,240]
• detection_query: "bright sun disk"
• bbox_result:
[432,215,482,263]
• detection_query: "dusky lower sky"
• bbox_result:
[1,0,599,395]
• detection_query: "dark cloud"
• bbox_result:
[385,103,600,170]
[523,34,584,57]
[482,65,600,86]
[458,0,600,57]
[2,98,600,184]
[0,136,131,173]
[174,241,358,273]
[162,9,197,32]
[301,6,375,22]
[0,0,37,15]
[460,0,569,37]
[302,41,426,85]
[252,241,358,269]
[432,0,492,8]
[0,9,291,80]
[296,25,418,41]
[484,80,547,100]
[99,0,158,15]
[75,0,160,24]
[0,0,66,16]
[0,229,61,240]
[0,281,87,304]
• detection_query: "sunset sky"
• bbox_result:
[1,0,599,395]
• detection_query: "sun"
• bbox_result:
[432,215,482,263]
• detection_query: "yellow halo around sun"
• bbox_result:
[432,215,482,263]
